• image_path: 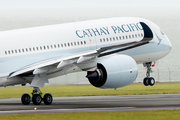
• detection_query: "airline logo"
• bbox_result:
[75,23,143,38]
[155,33,162,45]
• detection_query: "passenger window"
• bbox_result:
[116,37,118,40]
[103,38,105,42]
[54,45,56,48]
[119,36,121,40]
[100,39,102,42]
[5,51,7,54]
[84,41,86,44]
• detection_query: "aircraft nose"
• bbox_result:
[165,36,172,53]
[167,37,172,50]
[169,40,172,50]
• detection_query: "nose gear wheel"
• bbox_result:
[143,62,155,86]
[143,77,155,86]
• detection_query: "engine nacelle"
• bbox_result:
[87,55,138,89]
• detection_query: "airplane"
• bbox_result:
[0,17,171,105]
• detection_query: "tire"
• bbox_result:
[148,77,155,86]
[32,94,42,105]
[43,93,53,105]
[143,77,149,86]
[21,94,30,105]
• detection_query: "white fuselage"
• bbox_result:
[0,17,172,87]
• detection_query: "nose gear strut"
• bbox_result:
[143,62,155,86]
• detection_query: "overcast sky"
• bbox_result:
[0,0,178,19]
[0,0,178,9]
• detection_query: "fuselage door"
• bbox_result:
[89,37,97,50]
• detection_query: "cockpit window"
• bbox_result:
[160,29,164,35]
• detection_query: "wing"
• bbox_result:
[8,22,153,88]
[8,50,98,78]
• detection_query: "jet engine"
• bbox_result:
[86,55,138,89]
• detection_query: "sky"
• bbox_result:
[0,0,179,23]
[0,0,179,10]
[0,0,178,6]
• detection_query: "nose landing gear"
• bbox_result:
[143,62,155,86]
[21,87,53,105]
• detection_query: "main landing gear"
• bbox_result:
[143,62,155,86]
[21,87,53,105]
